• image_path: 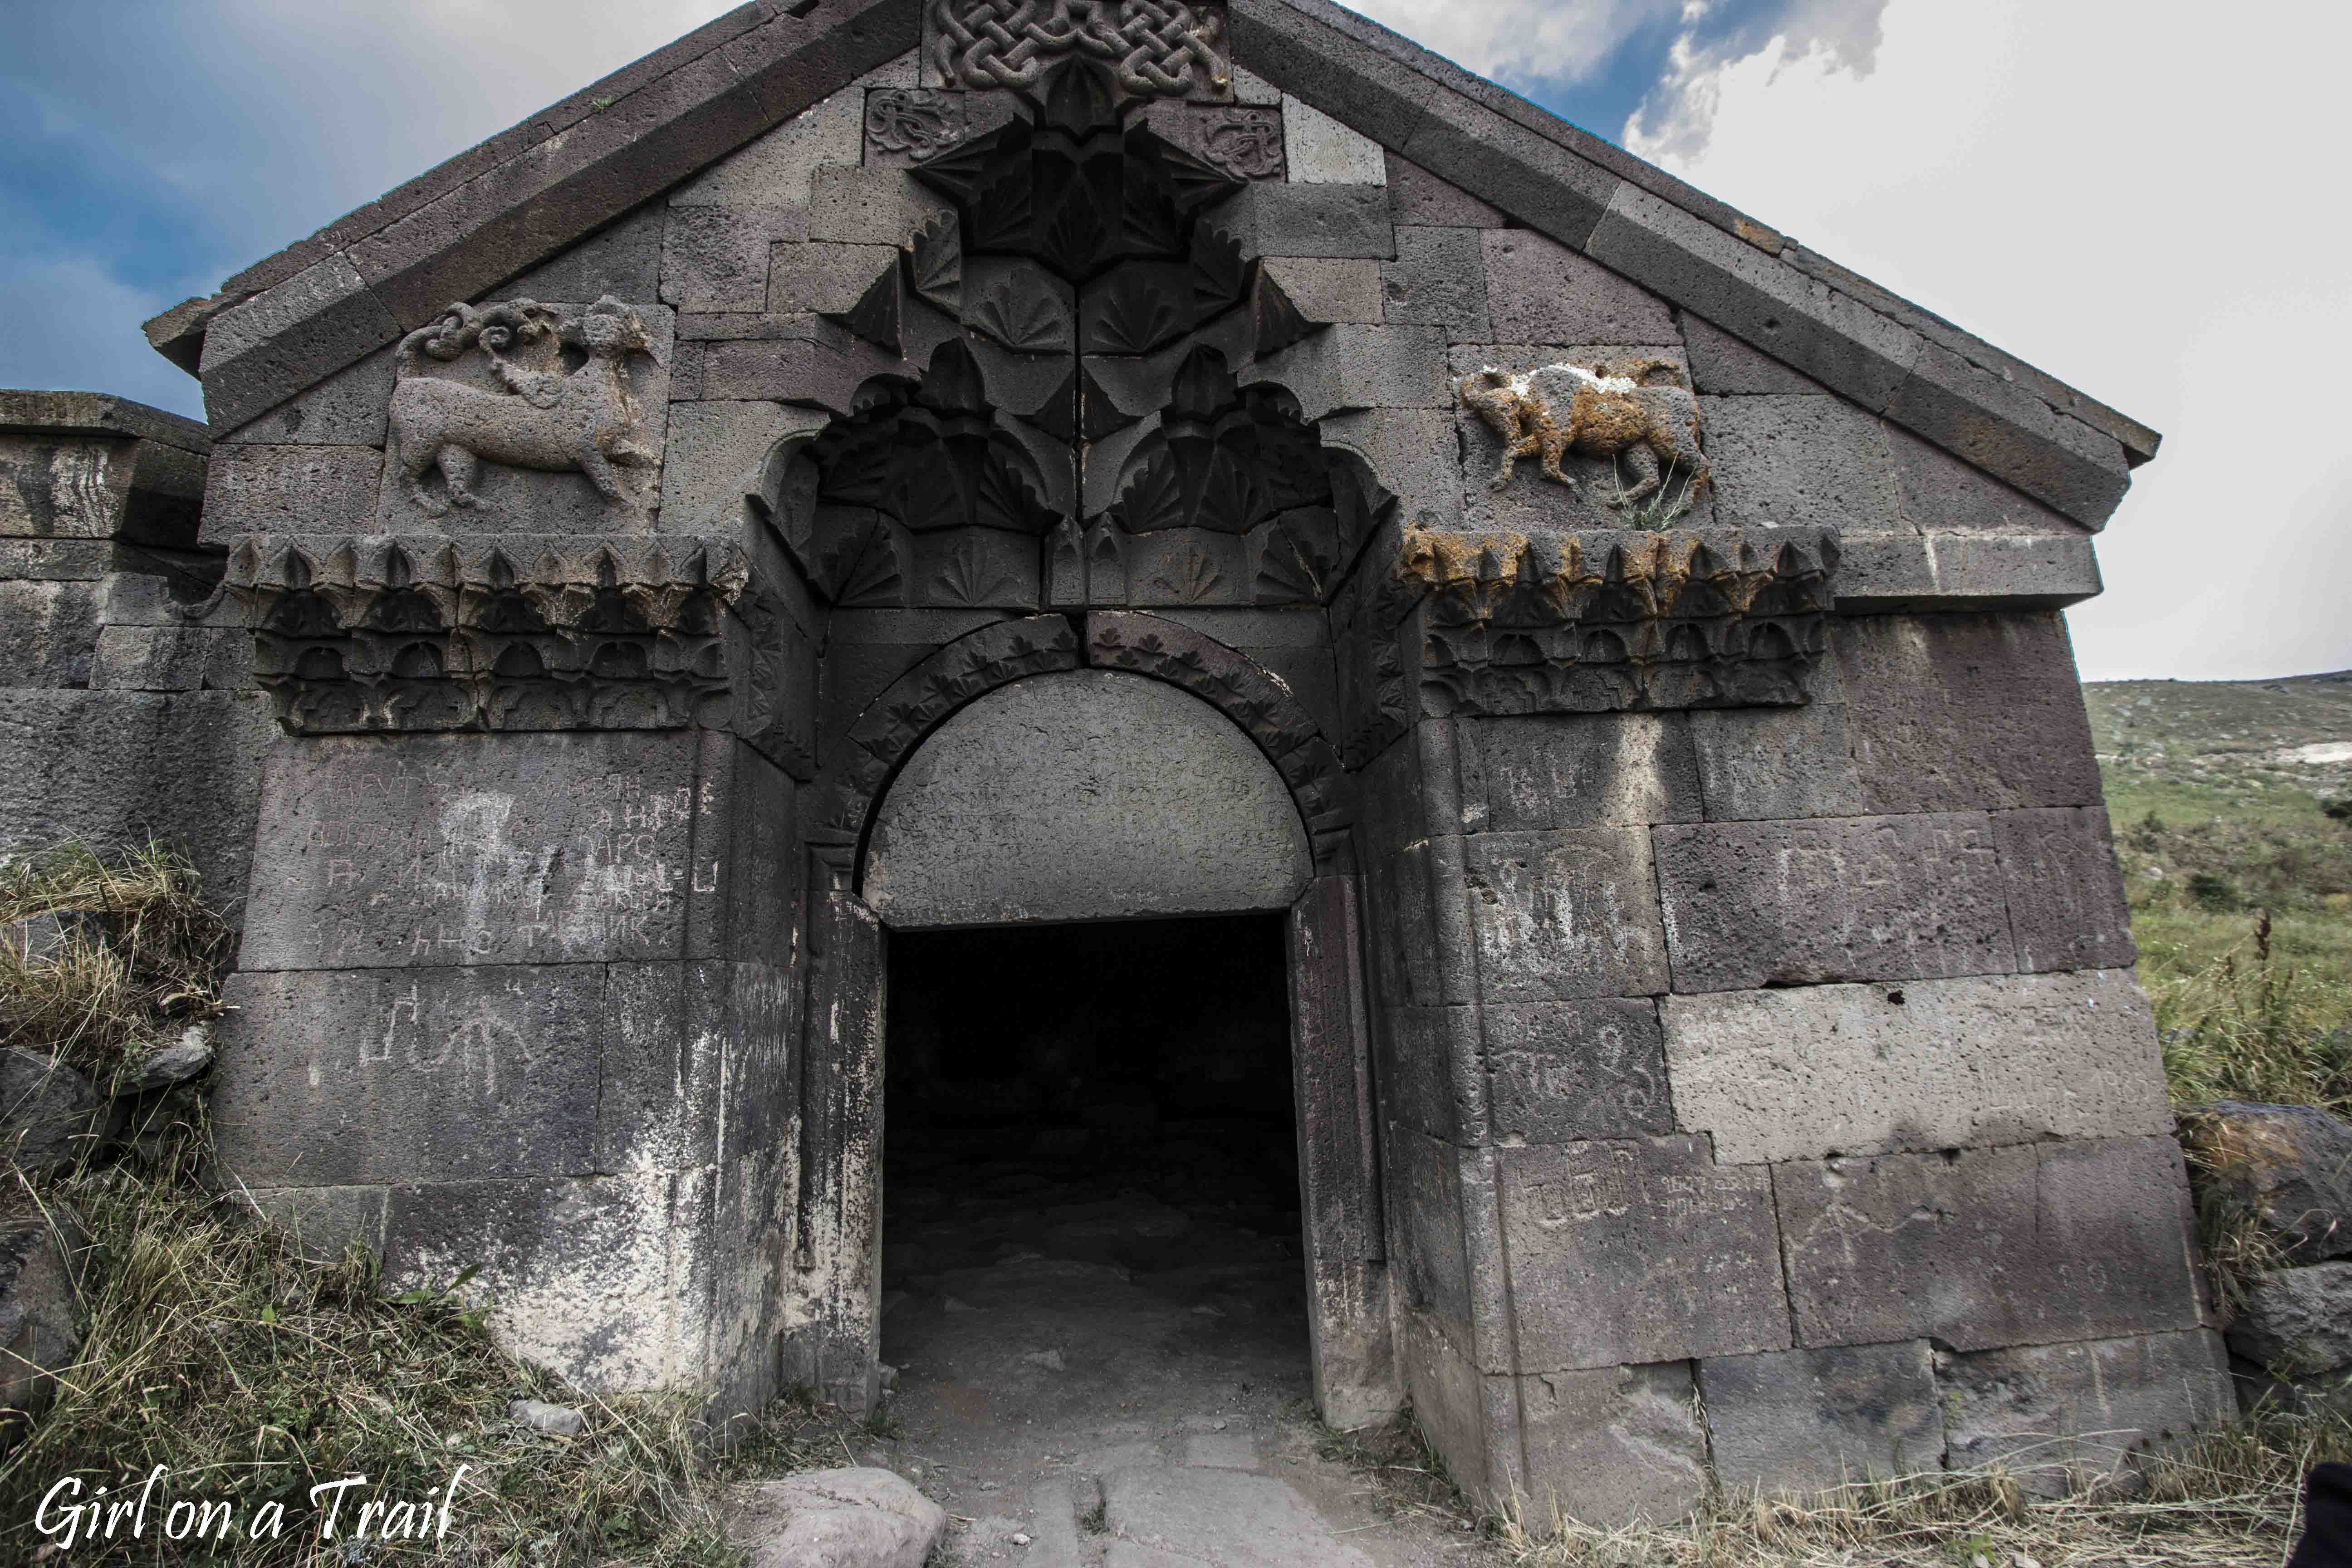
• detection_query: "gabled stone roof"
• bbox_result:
[143,0,2156,528]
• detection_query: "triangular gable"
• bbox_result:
[147,0,2156,529]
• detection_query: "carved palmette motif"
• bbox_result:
[222,534,785,742]
[930,0,1229,97]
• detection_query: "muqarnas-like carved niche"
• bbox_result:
[774,58,1391,615]
[377,296,672,533]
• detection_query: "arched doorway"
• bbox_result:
[786,659,1393,1439]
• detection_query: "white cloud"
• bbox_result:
[1637,0,2352,681]
[1344,0,1670,88]
[1628,0,1886,158]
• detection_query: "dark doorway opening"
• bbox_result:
[878,913,1309,1479]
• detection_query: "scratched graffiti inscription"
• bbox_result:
[243,736,717,970]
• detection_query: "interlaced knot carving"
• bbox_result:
[930,0,1228,96]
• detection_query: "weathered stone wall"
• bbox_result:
[1355,614,2225,1516]
[212,727,807,1413]
[0,393,276,912]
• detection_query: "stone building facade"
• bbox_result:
[2,0,2229,1523]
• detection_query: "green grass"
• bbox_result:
[2086,675,2352,1118]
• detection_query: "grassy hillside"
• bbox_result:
[2083,671,2352,1115]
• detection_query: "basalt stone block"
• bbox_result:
[807,165,952,245]
[1221,182,1396,260]
[214,964,605,1186]
[1395,1313,1498,1496]
[1688,703,1864,821]
[1585,186,1921,416]
[1518,1362,1708,1526]
[1888,423,2081,536]
[1461,828,1670,1001]
[1995,805,2136,973]
[1834,533,2104,610]
[1496,1137,1789,1370]
[199,443,384,546]
[1385,153,1505,228]
[382,1169,710,1391]
[242,1186,390,1265]
[1654,813,2014,993]
[1260,257,1384,323]
[1248,324,1450,418]
[1937,1330,2235,1495]
[696,338,870,412]
[661,204,810,313]
[199,254,404,432]
[1833,613,2102,812]
[1682,314,1827,396]
[1774,1137,2205,1352]
[1885,341,2131,530]
[1662,970,2170,1165]
[0,580,100,687]
[1312,408,1460,529]
[1383,1124,1474,1343]
[1376,1005,1482,1145]
[1381,226,1491,340]
[1399,94,1623,253]
[91,624,253,693]
[1225,3,1444,161]
[1283,96,1387,185]
[1700,395,1907,534]
[500,202,668,309]
[1701,1341,1942,1495]
[1485,999,1671,1143]
[0,689,277,916]
[660,402,829,531]
[1481,229,1679,349]
[766,239,898,314]
[1454,712,1702,832]
[862,672,1311,927]
[0,434,133,540]
[671,85,866,208]
[220,345,397,448]
[240,730,706,972]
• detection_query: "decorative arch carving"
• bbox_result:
[821,612,1354,885]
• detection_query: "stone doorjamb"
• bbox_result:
[782,620,1394,1427]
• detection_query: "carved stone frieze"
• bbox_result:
[929,0,1230,99]
[222,532,816,765]
[379,297,670,532]
[1335,526,1841,764]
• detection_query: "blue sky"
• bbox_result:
[2,1,2347,681]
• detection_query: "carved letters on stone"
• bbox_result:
[1457,359,1712,524]
[929,0,1230,98]
[380,296,668,531]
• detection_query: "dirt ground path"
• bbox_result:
[867,1174,1485,1568]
